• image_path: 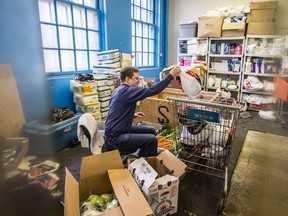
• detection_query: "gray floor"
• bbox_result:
[49,110,287,216]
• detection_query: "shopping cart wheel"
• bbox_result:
[217,191,226,214]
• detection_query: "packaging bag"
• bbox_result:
[175,68,201,98]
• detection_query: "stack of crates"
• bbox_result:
[92,49,132,121]
[70,79,102,122]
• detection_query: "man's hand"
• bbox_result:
[169,65,181,77]
[134,112,145,118]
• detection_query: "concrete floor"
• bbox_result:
[51,111,287,216]
[224,131,288,216]
[2,110,287,216]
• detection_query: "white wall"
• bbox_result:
[168,0,288,65]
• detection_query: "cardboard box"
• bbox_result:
[70,80,97,95]
[97,49,120,61]
[247,9,275,23]
[250,1,278,10]
[73,92,99,105]
[128,150,187,216]
[198,16,224,37]
[75,102,100,113]
[64,150,153,216]
[135,88,186,127]
[222,22,246,37]
[247,22,275,35]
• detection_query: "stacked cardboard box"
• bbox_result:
[247,1,278,35]
[70,79,101,122]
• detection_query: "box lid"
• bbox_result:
[157,150,187,178]
[108,169,153,216]
[128,157,158,189]
[64,168,80,216]
[22,114,81,135]
[80,150,124,181]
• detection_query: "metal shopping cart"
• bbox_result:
[274,76,288,127]
[168,92,240,214]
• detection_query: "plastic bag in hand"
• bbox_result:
[175,69,201,97]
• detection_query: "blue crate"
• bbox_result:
[22,114,81,156]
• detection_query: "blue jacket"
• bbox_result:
[105,74,173,135]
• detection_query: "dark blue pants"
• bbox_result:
[103,125,157,157]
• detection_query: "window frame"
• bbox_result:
[38,0,103,75]
[131,0,169,77]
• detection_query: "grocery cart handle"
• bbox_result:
[167,96,240,110]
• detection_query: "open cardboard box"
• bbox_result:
[128,150,187,215]
[64,150,153,216]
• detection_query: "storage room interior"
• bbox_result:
[1,0,288,216]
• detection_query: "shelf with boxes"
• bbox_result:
[177,37,208,89]
[207,37,245,100]
[240,34,287,111]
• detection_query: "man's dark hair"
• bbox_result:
[120,66,139,82]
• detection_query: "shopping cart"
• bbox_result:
[274,76,288,126]
[168,92,240,214]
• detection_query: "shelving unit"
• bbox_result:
[177,37,208,88]
[207,37,245,100]
[240,35,286,110]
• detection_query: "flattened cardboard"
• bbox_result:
[109,169,153,216]
[198,16,224,37]
[0,64,26,137]
[247,22,275,35]
[250,1,278,10]
[247,9,275,23]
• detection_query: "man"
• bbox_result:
[102,66,181,157]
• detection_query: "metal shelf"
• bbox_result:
[208,70,241,75]
[241,90,274,96]
[209,54,242,58]
[243,73,276,77]
[245,53,283,58]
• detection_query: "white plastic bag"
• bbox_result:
[176,68,201,98]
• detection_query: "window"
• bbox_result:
[38,0,101,73]
[131,0,157,68]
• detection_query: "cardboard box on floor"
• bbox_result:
[64,150,153,216]
[198,16,224,37]
[222,22,246,37]
[128,150,187,216]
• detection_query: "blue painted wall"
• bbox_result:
[0,0,52,122]
[0,0,168,122]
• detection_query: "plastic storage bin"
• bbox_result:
[22,114,80,156]
[179,23,198,38]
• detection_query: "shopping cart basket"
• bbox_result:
[168,93,240,214]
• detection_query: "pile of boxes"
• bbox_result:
[70,78,102,122]
[194,1,278,38]
[247,1,278,35]
[92,49,133,121]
